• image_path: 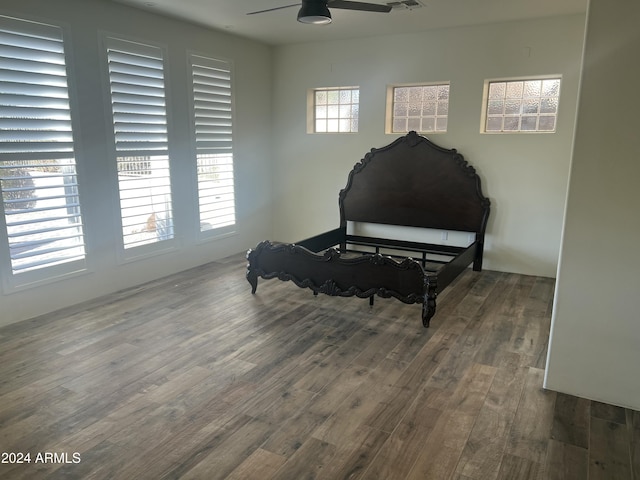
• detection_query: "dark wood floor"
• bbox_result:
[0,253,638,480]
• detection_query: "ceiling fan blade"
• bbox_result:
[247,3,301,15]
[328,0,392,12]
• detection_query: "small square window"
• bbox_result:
[482,77,561,133]
[310,87,359,133]
[387,83,450,134]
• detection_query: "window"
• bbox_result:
[105,37,173,250]
[0,15,86,286]
[310,87,359,133]
[387,83,450,134]
[483,77,561,133]
[189,54,235,234]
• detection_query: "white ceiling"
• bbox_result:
[111,0,588,46]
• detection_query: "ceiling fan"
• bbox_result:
[247,0,392,25]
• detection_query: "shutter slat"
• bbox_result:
[8,225,82,243]
[111,87,166,101]
[0,105,71,120]
[0,117,72,130]
[0,26,63,50]
[195,108,232,119]
[9,247,85,270]
[0,68,67,87]
[0,141,74,154]
[0,92,70,109]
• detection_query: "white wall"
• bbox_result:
[545,0,640,410]
[0,0,273,326]
[271,15,586,277]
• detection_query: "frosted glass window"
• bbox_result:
[484,78,561,133]
[314,87,359,133]
[389,83,449,134]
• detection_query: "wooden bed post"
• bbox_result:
[422,277,438,328]
[473,233,485,271]
[246,264,258,294]
[246,245,261,294]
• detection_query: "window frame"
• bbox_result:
[187,51,237,241]
[0,14,89,292]
[307,86,360,134]
[480,75,562,134]
[102,34,176,261]
[385,82,451,135]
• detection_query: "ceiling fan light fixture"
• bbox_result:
[297,2,332,24]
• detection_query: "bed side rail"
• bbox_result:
[296,227,346,252]
[344,234,466,256]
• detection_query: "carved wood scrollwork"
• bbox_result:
[319,279,340,296]
[246,240,430,304]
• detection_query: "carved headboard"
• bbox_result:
[339,131,490,235]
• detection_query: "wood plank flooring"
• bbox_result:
[0,253,638,479]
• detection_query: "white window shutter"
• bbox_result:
[189,54,235,233]
[0,15,86,282]
[105,37,173,249]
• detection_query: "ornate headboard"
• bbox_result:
[339,131,490,235]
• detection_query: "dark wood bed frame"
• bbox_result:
[246,131,490,327]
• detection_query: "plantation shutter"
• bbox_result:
[106,38,169,156]
[190,54,235,233]
[0,15,86,279]
[105,37,173,249]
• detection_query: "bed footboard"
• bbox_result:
[246,240,438,327]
